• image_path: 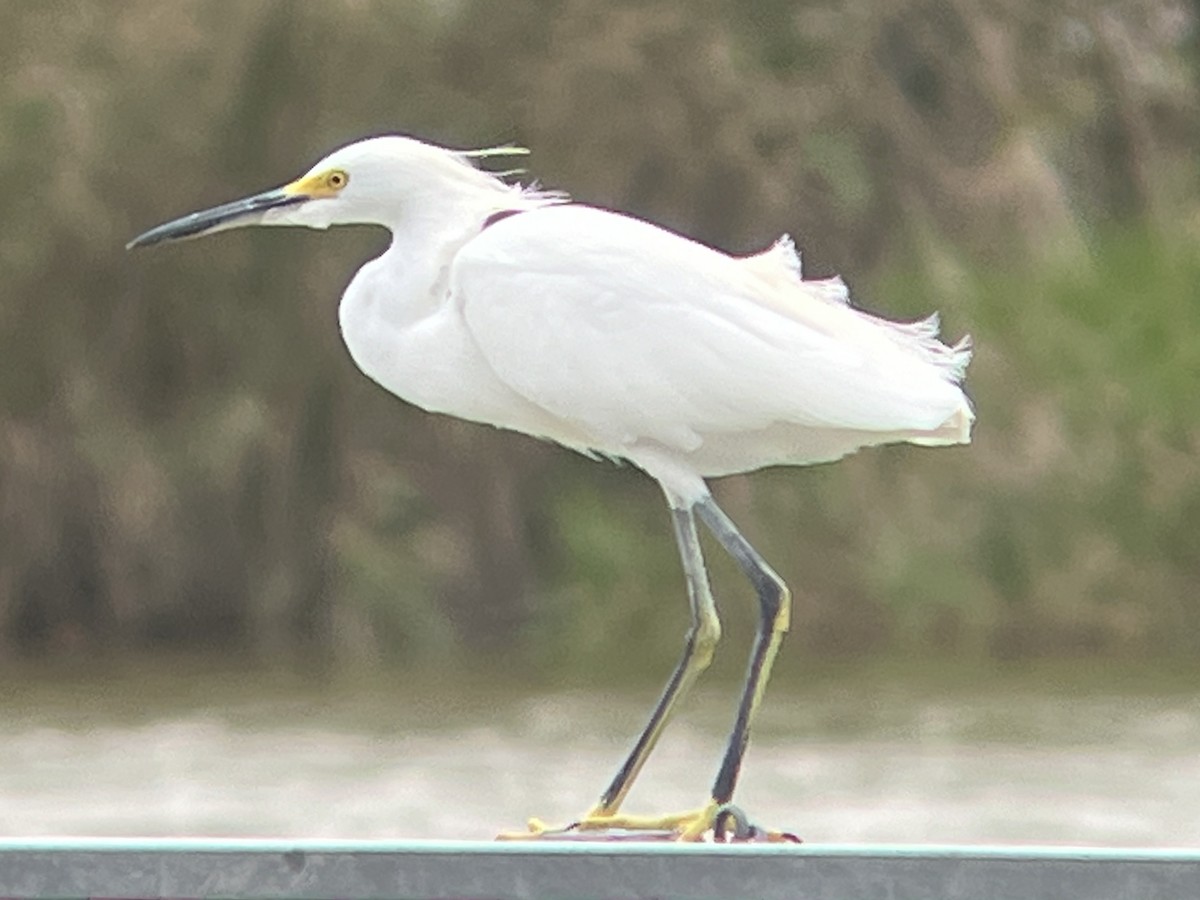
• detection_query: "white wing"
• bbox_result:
[450,205,970,458]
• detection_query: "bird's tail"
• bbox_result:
[908,395,975,446]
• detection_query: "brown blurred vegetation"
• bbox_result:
[1,0,1198,673]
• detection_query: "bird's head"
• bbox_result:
[127,135,534,249]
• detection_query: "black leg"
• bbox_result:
[590,503,721,816]
[696,496,791,814]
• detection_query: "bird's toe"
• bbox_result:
[496,802,799,842]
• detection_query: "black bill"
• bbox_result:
[126,186,308,249]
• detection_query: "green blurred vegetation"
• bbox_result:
[0,0,1197,675]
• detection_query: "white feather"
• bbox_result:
[449,204,973,478]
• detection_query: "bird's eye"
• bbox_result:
[325,170,348,190]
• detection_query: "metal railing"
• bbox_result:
[2,837,1197,899]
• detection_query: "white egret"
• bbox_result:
[129,135,973,841]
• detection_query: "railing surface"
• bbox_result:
[1,838,1198,900]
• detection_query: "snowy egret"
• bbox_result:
[129,135,973,841]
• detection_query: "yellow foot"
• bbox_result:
[496,802,800,843]
[495,818,558,841]
[577,799,720,841]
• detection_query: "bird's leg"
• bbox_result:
[684,495,791,839]
[501,494,793,842]
[569,496,792,842]
[500,502,721,840]
[584,503,721,817]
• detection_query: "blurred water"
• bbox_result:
[1,665,1198,846]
